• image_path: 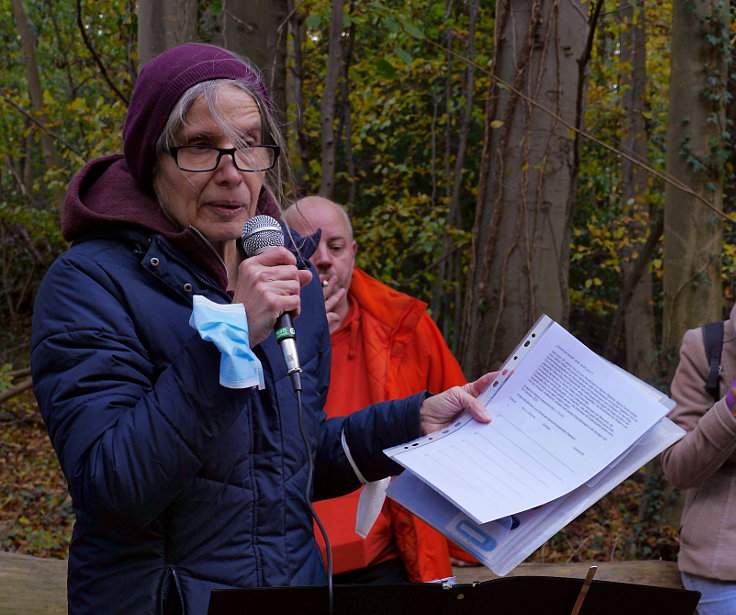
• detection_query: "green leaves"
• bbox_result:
[401,18,425,40]
[292,0,490,314]
[374,58,397,78]
[369,2,425,40]
[394,47,413,64]
[385,15,401,33]
[305,14,321,29]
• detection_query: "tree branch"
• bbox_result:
[0,377,32,405]
[222,8,255,32]
[8,368,31,379]
[421,32,732,227]
[0,92,81,155]
[602,209,665,360]
[76,0,129,105]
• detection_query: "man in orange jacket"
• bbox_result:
[283,196,471,584]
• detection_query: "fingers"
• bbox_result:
[233,247,309,345]
[461,389,492,424]
[445,384,491,424]
[288,270,313,319]
[419,372,497,435]
[462,372,498,422]
[319,275,346,332]
[460,372,499,422]
[298,269,312,289]
[325,312,342,329]
[254,246,297,267]
[325,287,346,313]
[320,275,339,299]
[464,371,497,397]
[237,248,300,292]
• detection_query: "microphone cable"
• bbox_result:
[242,216,334,612]
[295,386,334,615]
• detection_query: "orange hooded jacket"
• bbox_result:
[315,267,468,582]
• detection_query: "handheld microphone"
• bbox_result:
[241,215,302,391]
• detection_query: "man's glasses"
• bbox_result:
[166,144,280,172]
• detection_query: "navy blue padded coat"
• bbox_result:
[30,160,423,615]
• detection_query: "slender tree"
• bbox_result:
[337,2,357,208]
[460,0,588,376]
[662,0,728,375]
[619,0,658,380]
[10,0,58,187]
[214,0,290,120]
[286,1,310,190]
[430,0,480,354]
[318,0,344,198]
[137,0,198,67]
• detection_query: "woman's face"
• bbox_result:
[154,84,265,257]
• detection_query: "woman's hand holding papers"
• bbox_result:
[419,372,496,435]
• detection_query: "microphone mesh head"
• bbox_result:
[241,215,284,257]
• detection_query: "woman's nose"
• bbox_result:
[214,150,242,181]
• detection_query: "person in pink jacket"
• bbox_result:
[661,305,736,615]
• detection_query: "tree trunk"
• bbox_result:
[338,4,357,209]
[287,3,311,193]
[214,0,289,123]
[662,0,728,375]
[137,0,198,67]
[619,0,658,381]
[460,0,587,377]
[318,0,344,198]
[430,0,480,354]
[10,0,58,188]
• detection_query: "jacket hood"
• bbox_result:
[349,267,426,331]
[62,155,176,241]
[61,154,283,288]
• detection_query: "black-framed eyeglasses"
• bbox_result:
[166,144,280,172]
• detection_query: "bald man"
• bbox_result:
[285,197,355,335]
[284,197,471,584]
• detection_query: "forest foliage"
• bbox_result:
[3,1,734,362]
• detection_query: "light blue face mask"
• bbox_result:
[189,295,265,389]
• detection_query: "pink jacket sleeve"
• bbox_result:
[661,327,736,489]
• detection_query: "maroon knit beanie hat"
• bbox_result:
[123,43,271,194]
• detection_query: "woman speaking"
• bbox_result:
[30,43,492,615]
